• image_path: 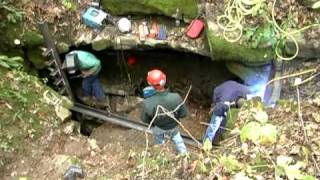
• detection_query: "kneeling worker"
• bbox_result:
[203,80,251,144]
[64,50,107,106]
[141,69,188,154]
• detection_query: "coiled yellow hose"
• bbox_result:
[217,0,320,61]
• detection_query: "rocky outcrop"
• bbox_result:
[101,0,198,20]
[1,0,320,71]
[206,27,274,64]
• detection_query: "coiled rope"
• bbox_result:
[217,0,320,60]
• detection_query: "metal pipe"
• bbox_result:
[71,103,198,146]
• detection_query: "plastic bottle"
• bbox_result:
[142,22,149,36]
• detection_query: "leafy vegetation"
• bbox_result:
[61,0,77,11]
[0,68,64,152]
[0,1,24,28]
[0,55,23,69]
[125,98,319,179]
[217,0,320,60]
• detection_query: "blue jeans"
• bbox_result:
[152,126,187,154]
[203,114,225,143]
[82,73,105,100]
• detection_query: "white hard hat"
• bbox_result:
[117,18,131,33]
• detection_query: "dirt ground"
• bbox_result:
[1,120,202,180]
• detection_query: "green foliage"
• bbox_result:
[240,122,261,143]
[259,124,277,145]
[0,1,24,28]
[0,69,60,152]
[206,31,273,64]
[276,155,316,180]
[219,155,242,172]
[61,0,77,11]
[202,138,213,153]
[0,55,23,69]
[240,122,277,145]
[243,23,277,48]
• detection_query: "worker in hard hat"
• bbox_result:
[203,80,252,144]
[63,50,108,107]
[141,69,189,154]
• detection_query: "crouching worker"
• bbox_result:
[203,80,251,144]
[63,50,108,108]
[141,69,188,154]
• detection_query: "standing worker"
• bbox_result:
[141,69,188,154]
[63,50,107,107]
[203,80,252,144]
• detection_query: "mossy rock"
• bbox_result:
[101,0,198,19]
[22,31,44,47]
[92,38,113,51]
[27,48,47,69]
[206,29,274,64]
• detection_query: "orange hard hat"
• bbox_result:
[127,55,137,66]
[147,69,166,90]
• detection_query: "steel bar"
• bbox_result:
[71,103,199,146]
[38,21,74,100]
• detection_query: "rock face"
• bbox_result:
[206,28,273,64]
[101,0,198,20]
[1,0,320,72]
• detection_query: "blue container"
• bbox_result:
[143,86,156,98]
[81,7,107,30]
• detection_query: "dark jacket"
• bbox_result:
[213,81,250,116]
[141,90,188,130]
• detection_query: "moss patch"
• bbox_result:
[206,30,274,64]
[27,48,47,69]
[22,31,44,47]
[101,0,198,19]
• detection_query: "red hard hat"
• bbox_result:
[147,69,166,90]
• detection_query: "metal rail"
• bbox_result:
[39,21,74,100]
[71,103,199,146]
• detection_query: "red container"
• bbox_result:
[186,19,205,39]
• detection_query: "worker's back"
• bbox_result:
[70,50,101,73]
[141,90,188,130]
[213,80,250,103]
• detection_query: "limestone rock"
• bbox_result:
[62,121,81,135]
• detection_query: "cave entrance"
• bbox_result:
[100,49,236,104]
[66,48,238,139]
